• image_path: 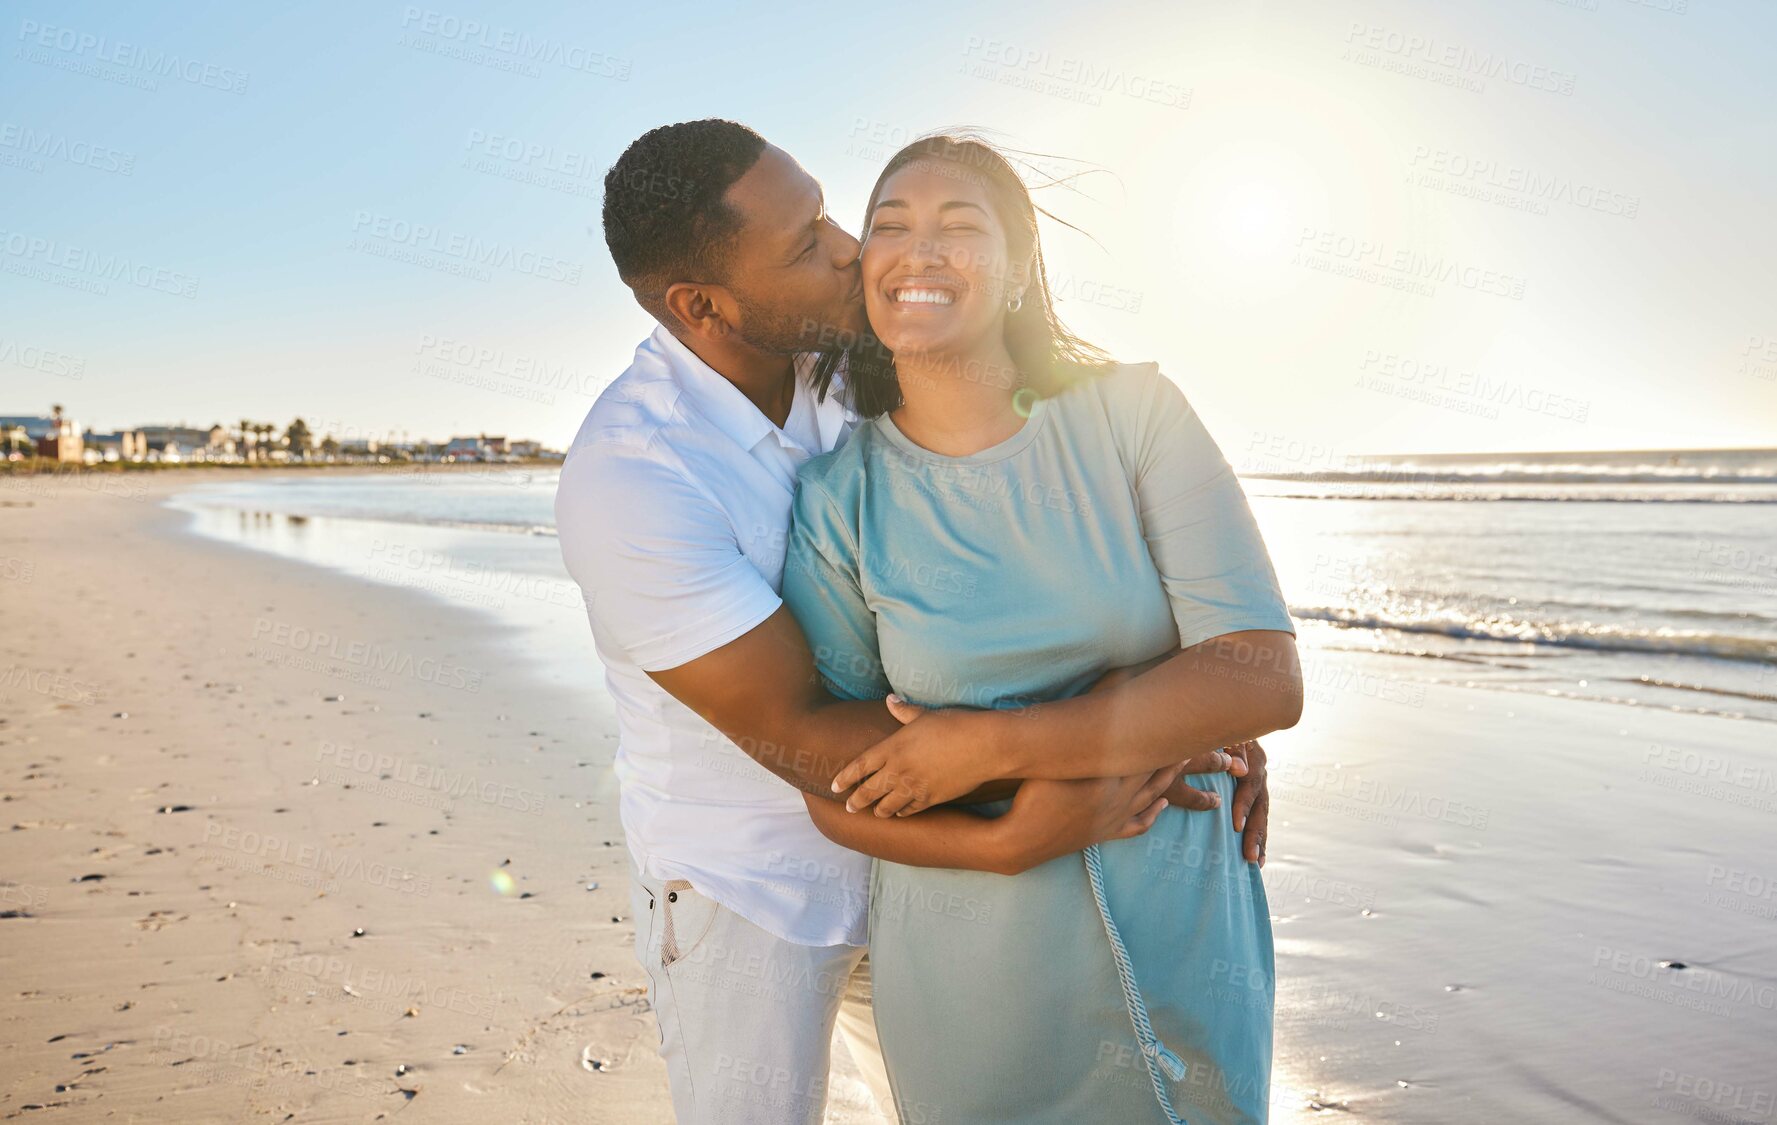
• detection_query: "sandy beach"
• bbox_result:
[3,469,1773,1123]
[0,472,886,1123]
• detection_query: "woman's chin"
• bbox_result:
[877,328,973,367]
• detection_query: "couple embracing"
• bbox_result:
[556,119,1302,1124]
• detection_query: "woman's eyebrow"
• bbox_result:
[870,199,988,215]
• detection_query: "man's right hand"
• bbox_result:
[1160,747,1244,811]
[996,763,1185,874]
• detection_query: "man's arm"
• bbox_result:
[555,447,899,800]
[801,764,1182,875]
[649,607,1233,805]
[646,606,899,798]
[651,616,1240,868]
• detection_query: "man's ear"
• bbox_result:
[662,281,738,342]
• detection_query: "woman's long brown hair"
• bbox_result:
[811,133,1115,418]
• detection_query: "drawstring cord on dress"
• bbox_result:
[1083,842,1191,1125]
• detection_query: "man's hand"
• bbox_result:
[996,764,1184,873]
[1226,740,1269,866]
[1156,748,1245,812]
[1090,654,1273,864]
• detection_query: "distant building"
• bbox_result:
[443,436,487,461]
[0,407,83,462]
[84,429,147,462]
[509,439,542,458]
[138,423,233,462]
[0,415,55,441]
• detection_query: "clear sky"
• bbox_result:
[4,0,1774,458]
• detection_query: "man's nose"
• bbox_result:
[830,225,861,266]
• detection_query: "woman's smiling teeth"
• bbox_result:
[892,287,956,306]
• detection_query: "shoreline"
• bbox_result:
[3,470,1772,1123]
[0,460,566,476]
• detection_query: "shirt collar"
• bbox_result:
[650,325,851,455]
[651,325,774,451]
[808,358,853,453]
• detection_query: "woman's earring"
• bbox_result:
[1007,292,1024,314]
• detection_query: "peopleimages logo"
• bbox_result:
[961,36,1191,109]
[1343,23,1576,96]
[398,7,631,80]
[0,228,199,298]
[0,123,136,175]
[0,338,85,379]
[250,617,484,692]
[349,211,582,285]
[203,821,433,896]
[1294,227,1527,300]
[1406,146,1639,219]
[15,20,250,94]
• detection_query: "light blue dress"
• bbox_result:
[782,363,1297,1124]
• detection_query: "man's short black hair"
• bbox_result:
[602,119,767,317]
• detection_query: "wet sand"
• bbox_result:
[2,470,1772,1123]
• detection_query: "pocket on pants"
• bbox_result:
[657,880,719,971]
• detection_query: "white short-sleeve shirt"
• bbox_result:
[555,326,871,947]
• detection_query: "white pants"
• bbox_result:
[628,860,897,1124]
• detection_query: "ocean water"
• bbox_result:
[173,449,1777,724]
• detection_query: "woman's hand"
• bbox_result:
[996,764,1184,873]
[831,688,1247,818]
[830,695,998,816]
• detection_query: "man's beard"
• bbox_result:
[733,292,861,355]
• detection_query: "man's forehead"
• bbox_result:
[729,145,821,234]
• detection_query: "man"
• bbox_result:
[556,120,1297,1124]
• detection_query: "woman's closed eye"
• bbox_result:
[869,223,978,237]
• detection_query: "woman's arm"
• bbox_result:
[834,630,1298,814]
[994,628,1301,778]
[873,646,1273,863]
[926,646,1239,811]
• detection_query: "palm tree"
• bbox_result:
[286,418,312,461]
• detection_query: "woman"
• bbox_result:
[781,136,1299,1124]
